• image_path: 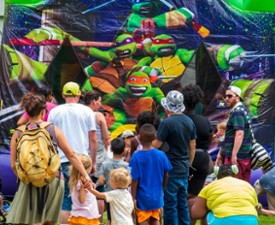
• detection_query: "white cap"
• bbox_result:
[228,86,242,97]
[121,130,135,139]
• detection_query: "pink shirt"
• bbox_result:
[70,181,100,219]
[23,102,57,121]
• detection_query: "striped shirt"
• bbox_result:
[224,103,252,159]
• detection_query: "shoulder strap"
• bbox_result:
[39,122,52,129]
[16,125,27,133]
[235,106,256,143]
[16,122,52,133]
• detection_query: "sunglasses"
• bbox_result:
[225,94,236,99]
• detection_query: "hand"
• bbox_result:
[231,154,238,165]
[215,154,223,166]
[141,18,155,31]
[90,164,97,176]
[81,176,95,190]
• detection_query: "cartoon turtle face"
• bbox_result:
[131,0,159,16]
[115,34,137,59]
[125,71,152,96]
[151,34,177,57]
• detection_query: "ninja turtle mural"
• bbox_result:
[0,0,275,149]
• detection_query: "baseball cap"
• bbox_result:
[228,86,242,97]
[62,82,81,96]
[121,130,135,139]
[161,90,185,113]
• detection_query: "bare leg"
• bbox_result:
[98,199,105,223]
[60,210,70,224]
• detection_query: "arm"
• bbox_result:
[152,138,163,149]
[55,126,90,180]
[10,131,19,175]
[97,174,105,186]
[78,184,87,204]
[17,114,29,126]
[131,179,139,224]
[131,180,138,201]
[231,130,244,165]
[89,130,98,175]
[191,196,208,219]
[215,149,223,166]
[87,187,106,200]
[163,172,169,191]
[189,139,196,165]
[97,112,110,149]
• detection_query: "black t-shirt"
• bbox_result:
[186,114,212,150]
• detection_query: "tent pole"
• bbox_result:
[0,0,5,49]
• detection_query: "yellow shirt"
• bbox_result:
[199,177,258,218]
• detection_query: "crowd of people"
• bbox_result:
[3,81,275,225]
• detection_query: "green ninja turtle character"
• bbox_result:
[102,69,165,131]
[127,0,210,38]
[3,44,48,81]
[83,33,139,93]
[137,34,195,85]
[207,44,246,71]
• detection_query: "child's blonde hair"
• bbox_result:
[69,154,92,192]
[217,121,226,130]
[109,167,132,189]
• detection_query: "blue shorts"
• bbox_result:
[207,211,258,225]
[61,162,72,211]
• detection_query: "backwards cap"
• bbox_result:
[62,82,81,96]
[228,85,242,97]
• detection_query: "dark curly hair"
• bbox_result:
[136,111,160,134]
[181,84,203,110]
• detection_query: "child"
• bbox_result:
[213,121,226,166]
[68,154,101,225]
[121,130,135,162]
[129,123,172,225]
[96,138,129,224]
[87,167,134,225]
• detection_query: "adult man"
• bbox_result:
[48,81,98,224]
[254,164,275,212]
[153,90,196,225]
[223,85,252,182]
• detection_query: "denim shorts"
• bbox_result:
[61,162,72,211]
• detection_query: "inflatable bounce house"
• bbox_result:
[0,0,275,201]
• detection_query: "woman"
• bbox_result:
[17,85,57,126]
[7,93,93,225]
[82,90,110,223]
[181,84,213,225]
[191,164,259,225]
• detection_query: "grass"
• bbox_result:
[258,215,275,225]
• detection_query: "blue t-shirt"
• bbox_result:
[157,114,196,174]
[129,148,172,210]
